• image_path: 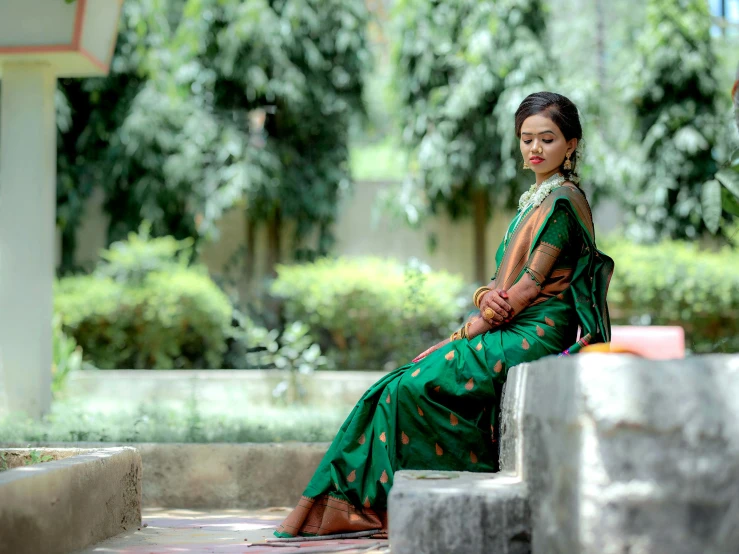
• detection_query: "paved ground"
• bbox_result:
[77,507,390,554]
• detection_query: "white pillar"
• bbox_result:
[0,63,57,419]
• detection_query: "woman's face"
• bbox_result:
[519,113,577,180]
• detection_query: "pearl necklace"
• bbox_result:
[517,173,566,211]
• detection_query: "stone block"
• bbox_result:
[508,354,739,554]
[0,442,330,509]
[134,442,329,508]
[389,470,531,554]
[0,447,141,554]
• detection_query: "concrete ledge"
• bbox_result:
[389,471,530,554]
[0,447,142,554]
[134,442,329,508]
[65,369,385,412]
[1,442,330,509]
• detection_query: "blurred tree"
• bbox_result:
[172,0,371,277]
[392,0,551,282]
[57,0,370,277]
[56,0,235,271]
[625,0,726,241]
[705,61,739,241]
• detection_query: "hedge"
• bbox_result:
[604,238,739,353]
[271,257,468,369]
[55,267,234,369]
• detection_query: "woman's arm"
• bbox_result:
[480,205,577,325]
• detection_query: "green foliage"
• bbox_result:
[624,0,728,241]
[391,0,552,221]
[57,0,370,268]
[95,223,193,282]
[0,402,344,444]
[56,0,182,267]
[56,268,232,369]
[0,451,54,473]
[25,451,54,466]
[55,229,235,369]
[172,0,371,258]
[712,159,739,238]
[604,238,739,353]
[271,257,467,369]
[52,315,85,397]
[251,321,328,403]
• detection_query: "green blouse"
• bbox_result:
[523,205,582,287]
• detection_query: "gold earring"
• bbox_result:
[563,153,572,170]
[523,160,531,170]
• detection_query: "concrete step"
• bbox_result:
[389,470,531,554]
[76,507,389,553]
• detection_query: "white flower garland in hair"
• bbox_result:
[518,173,566,211]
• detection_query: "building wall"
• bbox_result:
[63,181,624,290]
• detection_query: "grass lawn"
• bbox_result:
[0,398,347,444]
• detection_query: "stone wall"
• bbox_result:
[503,354,739,554]
[390,354,739,554]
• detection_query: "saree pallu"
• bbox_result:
[274,294,577,538]
[275,183,613,538]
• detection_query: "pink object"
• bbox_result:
[610,325,685,359]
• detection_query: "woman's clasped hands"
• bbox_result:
[479,288,513,326]
[411,286,514,364]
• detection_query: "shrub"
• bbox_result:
[55,228,238,369]
[271,257,467,369]
[55,267,234,369]
[604,238,739,353]
[52,314,85,396]
[95,223,193,283]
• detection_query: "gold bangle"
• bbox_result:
[473,287,488,306]
[450,331,460,342]
[473,286,491,308]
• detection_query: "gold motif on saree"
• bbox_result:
[433,386,441,393]
[435,443,444,456]
[445,351,455,360]
[347,470,356,483]
[401,431,410,444]
[522,338,530,350]
[450,413,459,426]
[494,360,503,373]
[465,377,474,390]
[411,368,420,377]
[545,317,555,327]
[380,470,389,484]
[470,451,478,464]
[536,325,545,337]
[364,497,371,508]
[379,432,387,443]
[476,343,483,351]
[385,393,391,404]
[358,433,366,445]
[417,405,424,417]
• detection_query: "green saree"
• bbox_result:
[275,183,613,538]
